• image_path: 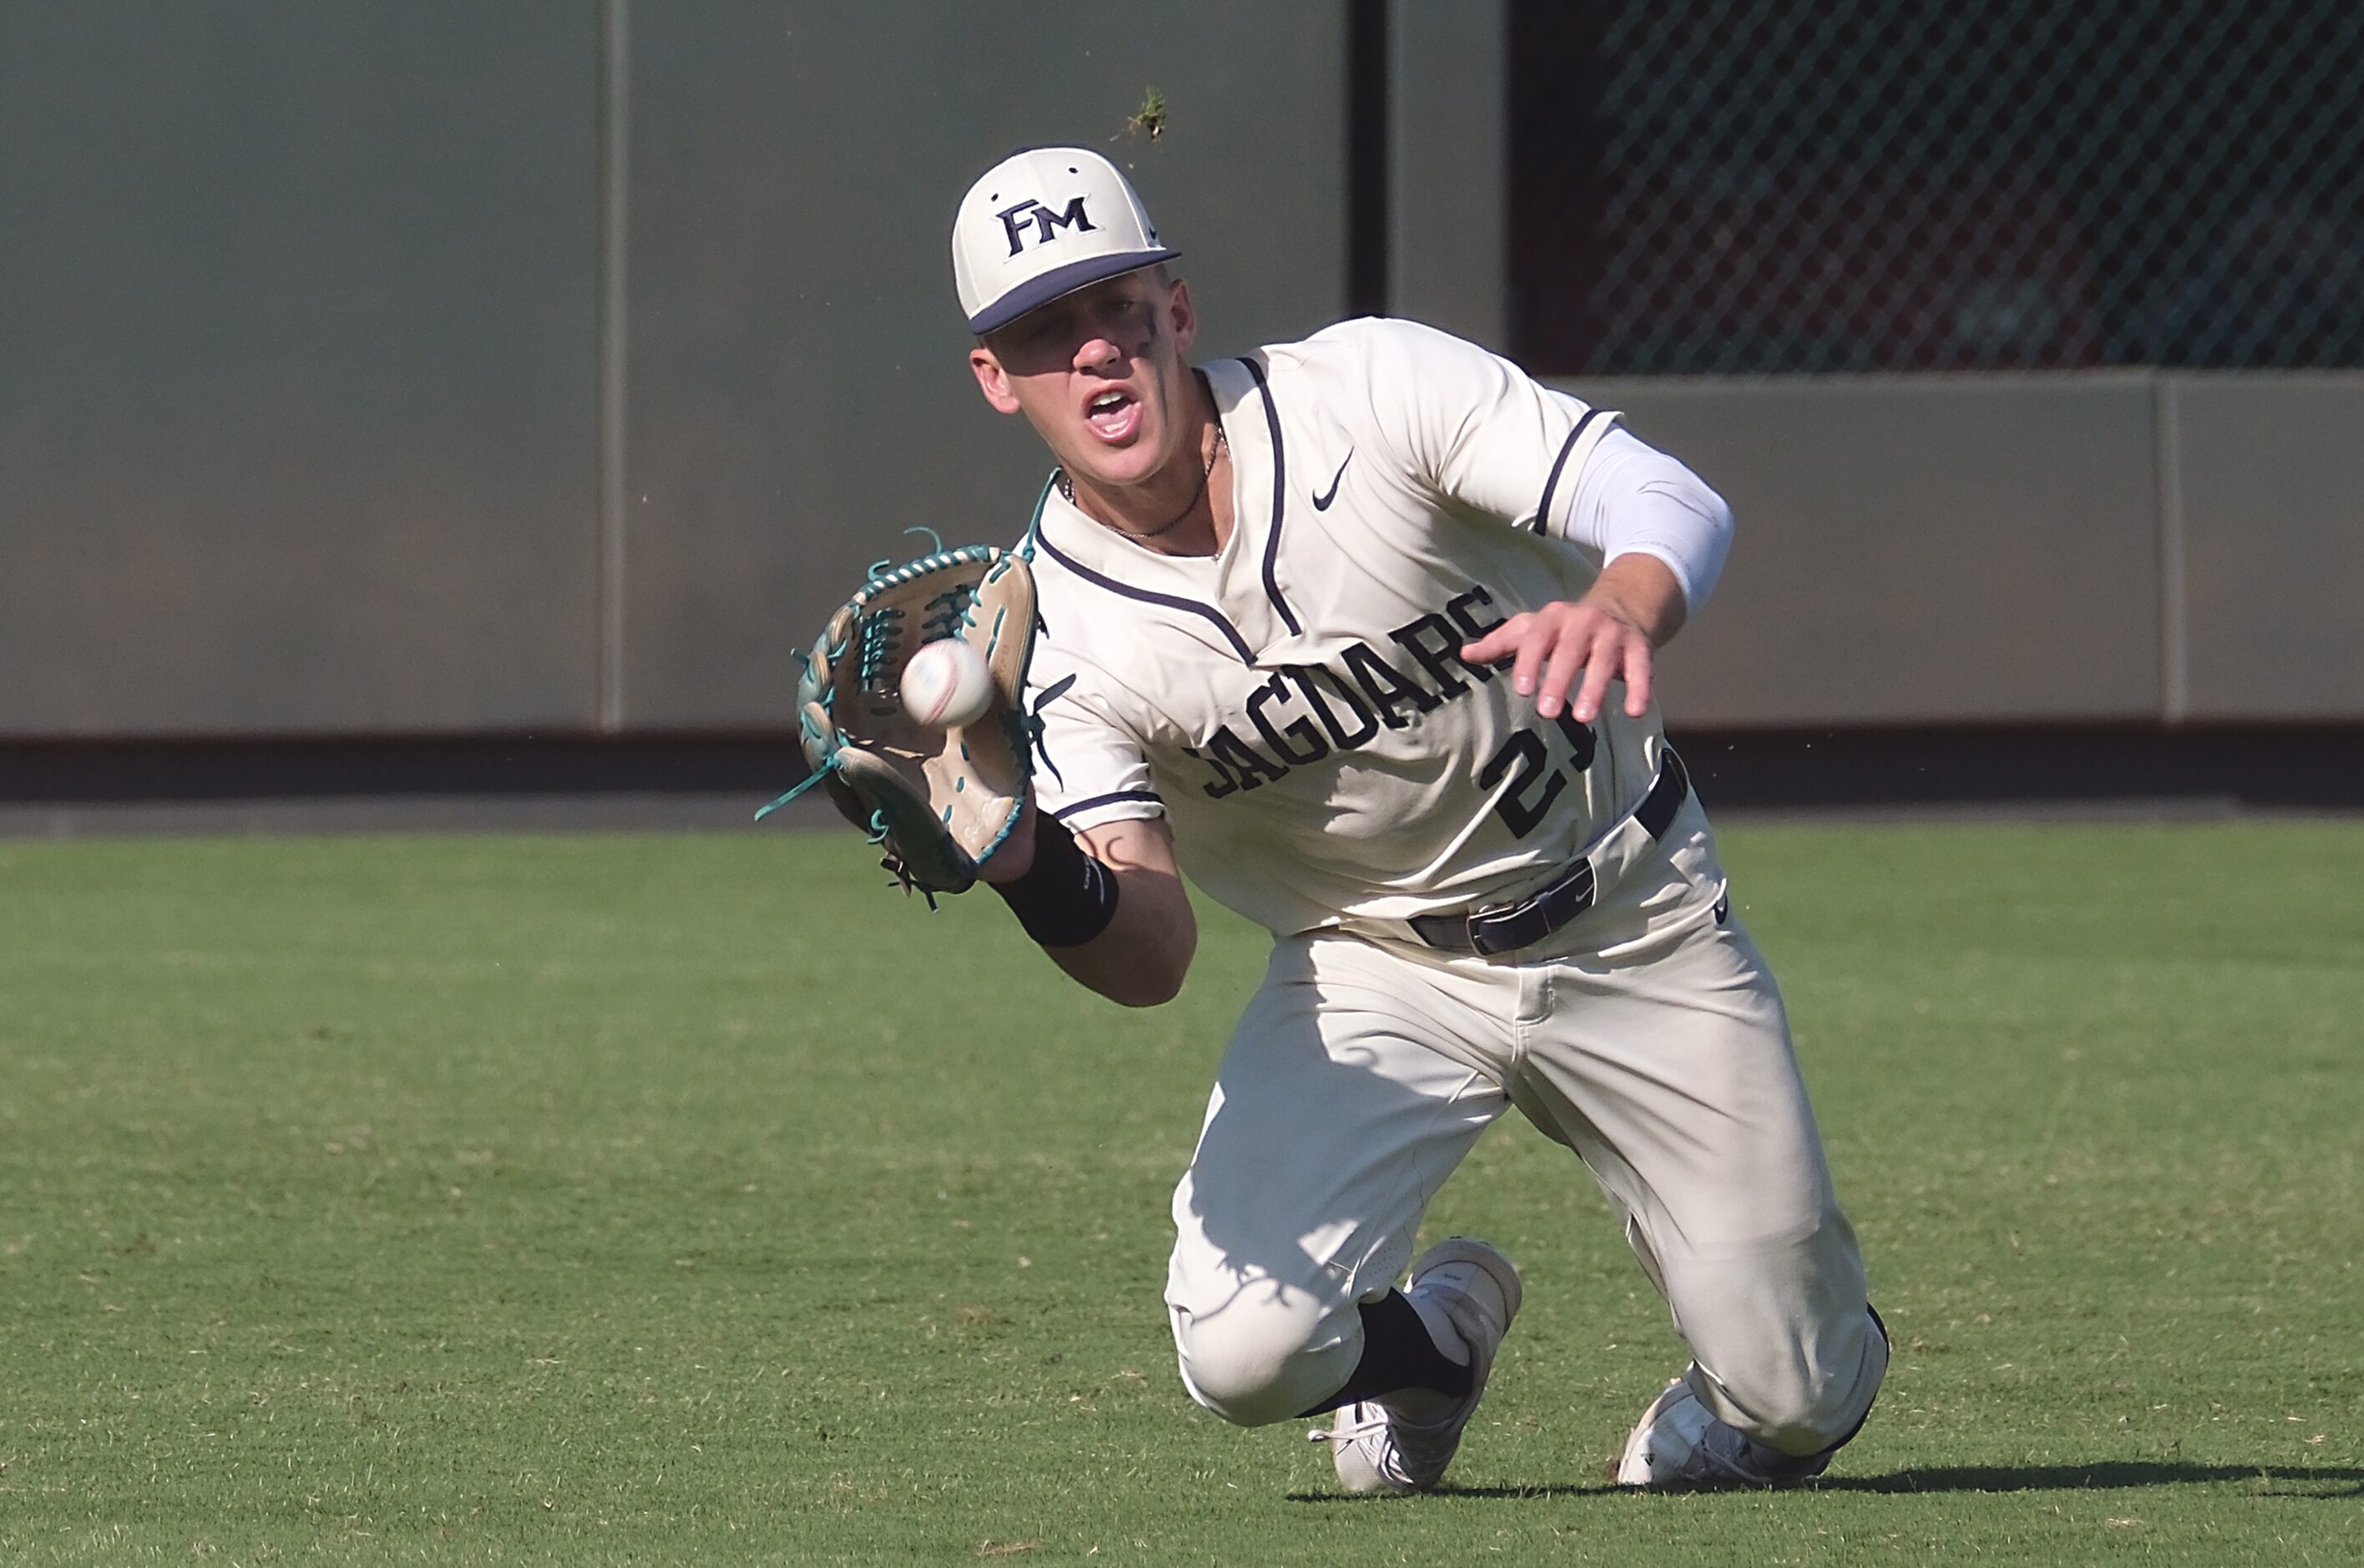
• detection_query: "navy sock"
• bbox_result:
[1295,1289,1475,1418]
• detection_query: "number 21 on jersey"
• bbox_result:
[1477,713,1597,839]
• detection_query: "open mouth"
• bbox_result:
[1086,388,1140,442]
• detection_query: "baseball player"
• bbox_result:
[929,146,1888,1491]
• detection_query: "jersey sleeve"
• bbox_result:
[1024,637,1166,834]
[1343,317,1612,519]
[1345,317,1733,610]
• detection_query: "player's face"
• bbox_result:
[969,270,1200,493]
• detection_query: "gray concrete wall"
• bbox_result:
[1390,0,1507,353]
[2167,376,2364,722]
[0,1,1348,739]
[0,3,601,736]
[1575,372,2364,729]
[1586,374,2166,727]
[619,0,1350,728]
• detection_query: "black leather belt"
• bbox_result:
[1406,749,1692,957]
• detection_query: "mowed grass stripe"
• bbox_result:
[0,825,2356,1565]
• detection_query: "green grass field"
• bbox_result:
[1,822,2357,1564]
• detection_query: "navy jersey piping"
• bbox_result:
[1031,529,1257,665]
[1015,472,1059,563]
[1240,359,1304,636]
[1530,406,1609,535]
[1052,789,1163,822]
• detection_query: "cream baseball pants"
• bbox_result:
[1163,799,1887,1456]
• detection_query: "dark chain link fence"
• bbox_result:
[1508,1,2364,373]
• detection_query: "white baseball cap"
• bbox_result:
[952,147,1179,336]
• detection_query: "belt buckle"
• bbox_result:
[1461,893,1534,958]
[1467,857,1597,957]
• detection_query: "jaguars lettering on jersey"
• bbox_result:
[1021,316,1661,939]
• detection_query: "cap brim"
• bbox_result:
[967,247,1180,336]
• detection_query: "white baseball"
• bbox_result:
[899,637,995,728]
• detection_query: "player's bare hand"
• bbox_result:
[1461,601,1655,722]
[1460,554,1689,722]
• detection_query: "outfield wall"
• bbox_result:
[1615,372,2364,728]
[0,0,1349,739]
[3,3,2358,746]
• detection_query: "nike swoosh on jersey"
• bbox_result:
[1312,449,1354,510]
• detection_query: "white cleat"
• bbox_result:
[1312,1237,1523,1495]
[1615,1378,1833,1489]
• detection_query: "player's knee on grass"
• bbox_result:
[1168,1285,1360,1428]
[1696,1303,1891,1458]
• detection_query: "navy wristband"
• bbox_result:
[990,814,1121,948]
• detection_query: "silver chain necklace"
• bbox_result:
[1059,417,1228,543]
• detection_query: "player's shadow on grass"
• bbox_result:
[1289,1462,2363,1503]
[1822,1461,2363,1498]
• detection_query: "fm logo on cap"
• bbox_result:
[997,195,1098,256]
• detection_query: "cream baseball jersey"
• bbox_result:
[1020,316,1718,938]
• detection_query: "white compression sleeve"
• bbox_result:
[1552,424,1736,613]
